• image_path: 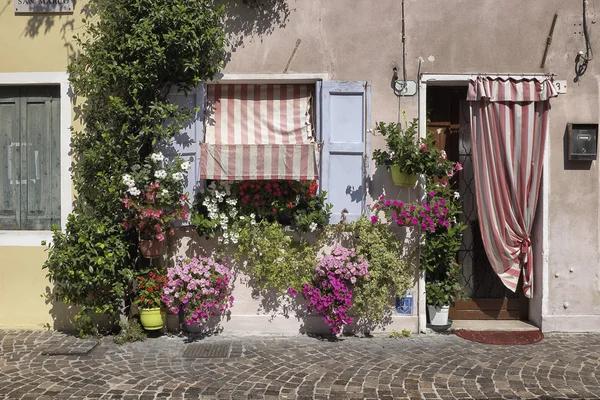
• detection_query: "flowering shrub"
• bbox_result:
[122,152,191,241]
[135,270,167,309]
[372,117,460,177]
[162,256,234,325]
[300,247,369,334]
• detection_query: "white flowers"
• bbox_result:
[180,161,191,170]
[172,172,184,181]
[161,189,169,196]
[150,152,165,162]
[154,169,167,179]
[128,187,141,196]
[131,164,141,171]
[309,222,318,232]
[454,191,460,200]
[122,174,135,188]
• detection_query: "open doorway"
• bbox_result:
[426,85,528,320]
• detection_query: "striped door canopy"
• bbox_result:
[200,84,318,180]
[468,76,557,298]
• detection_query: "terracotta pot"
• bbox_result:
[390,166,418,187]
[139,239,164,258]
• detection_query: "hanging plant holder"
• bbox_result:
[390,165,418,187]
[139,239,164,258]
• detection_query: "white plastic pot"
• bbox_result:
[427,304,450,326]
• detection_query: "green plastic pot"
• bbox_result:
[390,165,418,187]
[139,307,166,330]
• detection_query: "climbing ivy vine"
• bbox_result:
[43,0,226,335]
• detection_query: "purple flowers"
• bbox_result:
[294,247,369,335]
[162,256,234,326]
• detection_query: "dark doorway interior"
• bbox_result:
[427,86,527,320]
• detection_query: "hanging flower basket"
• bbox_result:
[139,239,164,258]
[390,165,418,187]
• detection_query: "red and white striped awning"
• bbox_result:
[467,76,557,102]
[200,84,318,180]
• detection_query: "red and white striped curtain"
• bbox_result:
[468,77,557,298]
[200,84,319,180]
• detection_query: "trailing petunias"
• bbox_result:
[369,192,452,231]
[299,247,369,335]
[162,256,234,326]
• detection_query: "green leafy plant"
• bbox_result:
[372,118,457,177]
[135,270,167,309]
[114,320,147,345]
[389,328,411,339]
[234,219,316,293]
[42,213,134,337]
[42,0,226,335]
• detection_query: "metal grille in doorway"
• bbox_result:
[456,100,518,300]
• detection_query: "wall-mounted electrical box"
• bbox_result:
[568,123,598,161]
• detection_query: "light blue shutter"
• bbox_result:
[320,81,371,223]
[0,87,20,230]
[164,87,204,199]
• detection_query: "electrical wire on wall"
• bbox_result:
[396,0,407,124]
[575,0,594,82]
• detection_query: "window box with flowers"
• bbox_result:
[122,152,191,258]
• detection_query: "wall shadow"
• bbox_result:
[219,0,292,65]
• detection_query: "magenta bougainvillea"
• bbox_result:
[298,247,369,335]
[162,256,234,326]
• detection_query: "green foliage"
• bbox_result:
[420,181,467,307]
[389,328,411,339]
[372,118,455,177]
[330,217,414,322]
[114,319,147,345]
[234,220,316,293]
[42,213,134,328]
[43,0,226,335]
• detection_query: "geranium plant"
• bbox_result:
[135,270,167,309]
[122,152,191,242]
[299,247,369,335]
[162,256,234,326]
[372,117,458,177]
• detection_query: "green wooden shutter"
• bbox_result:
[20,86,61,230]
[0,86,60,230]
[0,87,21,230]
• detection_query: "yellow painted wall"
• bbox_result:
[0,3,88,72]
[0,4,87,330]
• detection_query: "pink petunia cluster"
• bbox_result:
[162,256,235,326]
[369,194,451,232]
[299,247,369,335]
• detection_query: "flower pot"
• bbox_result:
[427,304,450,326]
[390,166,418,187]
[139,239,164,258]
[139,307,166,330]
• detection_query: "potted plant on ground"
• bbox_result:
[161,256,235,332]
[122,151,191,258]
[135,270,168,330]
[372,118,456,186]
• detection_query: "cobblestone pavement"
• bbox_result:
[1,330,600,400]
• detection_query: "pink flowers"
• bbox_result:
[162,256,234,325]
[293,247,369,335]
[455,162,463,171]
[419,142,428,152]
[369,194,452,231]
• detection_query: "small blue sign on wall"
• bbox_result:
[396,291,413,315]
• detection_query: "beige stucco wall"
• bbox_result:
[221,0,600,332]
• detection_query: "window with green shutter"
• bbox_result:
[0,86,61,230]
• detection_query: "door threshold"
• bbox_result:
[452,320,538,332]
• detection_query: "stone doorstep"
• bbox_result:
[450,320,539,332]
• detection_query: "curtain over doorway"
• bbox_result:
[467,77,557,298]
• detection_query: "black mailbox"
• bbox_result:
[568,123,598,161]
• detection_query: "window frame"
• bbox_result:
[0,73,72,246]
